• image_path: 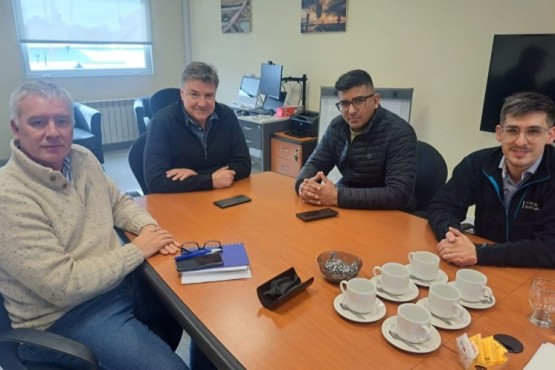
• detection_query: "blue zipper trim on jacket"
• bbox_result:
[484,172,502,201]
[483,171,510,240]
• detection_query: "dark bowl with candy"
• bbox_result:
[317,250,362,284]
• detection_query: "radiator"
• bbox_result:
[82,99,138,146]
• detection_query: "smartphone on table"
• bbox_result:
[175,253,224,272]
[296,208,339,222]
[213,195,252,208]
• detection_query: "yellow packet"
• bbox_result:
[482,336,508,365]
[482,336,497,364]
[469,334,508,367]
[470,333,486,365]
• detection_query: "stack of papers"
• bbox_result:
[524,342,555,370]
[180,243,251,284]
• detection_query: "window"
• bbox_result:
[12,0,153,77]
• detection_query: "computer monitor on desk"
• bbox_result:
[232,76,260,109]
[262,91,287,110]
[260,63,283,100]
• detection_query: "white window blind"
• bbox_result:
[13,0,153,76]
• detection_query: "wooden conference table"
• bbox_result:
[133,172,553,370]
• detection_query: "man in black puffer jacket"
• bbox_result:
[295,69,417,210]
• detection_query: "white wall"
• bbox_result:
[2,0,555,173]
[187,0,555,174]
[0,0,187,161]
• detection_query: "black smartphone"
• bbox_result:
[296,208,338,222]
[175,253,224,272]
[213,195,252,209]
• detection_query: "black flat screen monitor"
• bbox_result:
[480,34,555,132]
[259,62,283,100]
[239,75,259,98]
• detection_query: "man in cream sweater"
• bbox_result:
[0,81,188,369]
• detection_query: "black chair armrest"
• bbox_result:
[0,328,98,370]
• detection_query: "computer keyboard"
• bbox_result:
[249,107,273,116]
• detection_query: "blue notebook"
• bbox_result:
[219,242,249,269]
[180,243,249,275]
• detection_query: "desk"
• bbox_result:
[237,115,290,171]
[134,172,548,370]
[271,131,317,178]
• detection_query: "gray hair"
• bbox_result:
[10,80,74,124]
[500,91,555,127]
[180,62,219,88]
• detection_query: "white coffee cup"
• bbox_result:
[396,303,432,344]
[340,278,377,314]
[428,283,465,319]
[373,262,410,295]
[455,269,493,303]
[408,251,440,281]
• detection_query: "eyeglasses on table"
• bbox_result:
[180,240,222,254]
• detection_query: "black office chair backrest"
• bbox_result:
[149,88,180,116]
[128,133,148,195]
[72,103,104,163]
[413,140,448,217]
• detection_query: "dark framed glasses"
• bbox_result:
[335,93,376,112]
[180,240,222,254]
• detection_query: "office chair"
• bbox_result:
[0,295,99,370]
[128,133,148,195]
[73,103,104,163]
[133,97,153,135]
[411,140,448,218]
[133,88,179,135]
[149,88,181,116]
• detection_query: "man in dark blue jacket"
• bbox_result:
[144,62,251,193]
[428,92,555,268]
[295,69,417,209]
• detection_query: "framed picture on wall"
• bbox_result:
[301,0,347,33]
[221,0,251,33]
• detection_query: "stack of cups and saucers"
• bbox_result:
[332,250,496,354]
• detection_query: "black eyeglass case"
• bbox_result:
[257,267,314,310]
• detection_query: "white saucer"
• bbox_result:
[333,293,387,323]
[405,264,449,287]
[381,316,441,354]
[447,282,496,309]
[371,276,419,302]
[416,298,471,330]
